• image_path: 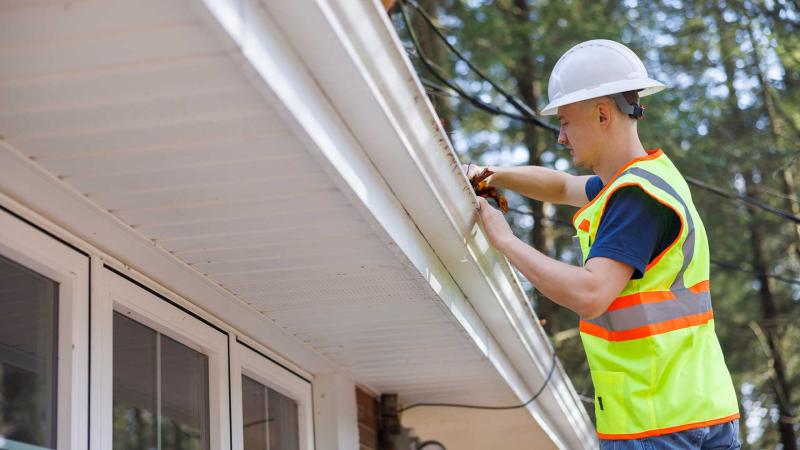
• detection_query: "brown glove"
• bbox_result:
[469,167,508,213]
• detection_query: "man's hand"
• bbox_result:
[476,196,515,251]
[462,162,487,182]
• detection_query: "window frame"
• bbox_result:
[91,267,230,450]
[231,339,314,450]
[0,208,89,450]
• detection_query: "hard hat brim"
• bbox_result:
[540,78,666,116]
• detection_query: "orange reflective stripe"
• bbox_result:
[580,309,714,341]
[689,279,710,293]
[579,219,590,232]
[606,290,674,312]
[605,280,709,312]
[597,413,740,440]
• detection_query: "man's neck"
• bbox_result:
[594,133,647,184]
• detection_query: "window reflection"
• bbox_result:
[241,375,298,450]
[113,313,209,450]
[0,254,58,449]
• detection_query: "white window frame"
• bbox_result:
[0,208,89,450]
[230,337,314,450]
[90,267,230,450]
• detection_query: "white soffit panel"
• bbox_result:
[0,0,524,408]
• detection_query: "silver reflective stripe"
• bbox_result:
[586,289,711,331]
[572,235,584,266]
[626,167,695,290]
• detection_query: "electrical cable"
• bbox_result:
[398,350,558,413]
[399,0,800,226]
[417,440,447,450]
[402,0,557,133]
[505,207,800,285]
[684,176,800,224]
[398,0,558,134]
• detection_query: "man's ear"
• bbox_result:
[597,101,613,129]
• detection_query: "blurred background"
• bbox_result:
[389,1,800,448]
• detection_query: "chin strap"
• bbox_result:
[611,92,645,120]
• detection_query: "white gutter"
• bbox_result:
[196,0,597,448]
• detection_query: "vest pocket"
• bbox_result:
[591,370,627,433]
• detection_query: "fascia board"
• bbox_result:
[287,1,598,448]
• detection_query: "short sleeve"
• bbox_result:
[585,175,604,200]
[586,186,678,279]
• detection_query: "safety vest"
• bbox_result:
[573,149,739,439]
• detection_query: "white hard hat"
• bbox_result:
[540,39,666,116]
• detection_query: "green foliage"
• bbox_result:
[394,0,800,447]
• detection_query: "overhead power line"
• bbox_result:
[398,0,800,226]
[398,0,558,135]
[506,207,800,286]
[685,176,800,224]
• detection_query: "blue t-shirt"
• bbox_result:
[584,176,680,279]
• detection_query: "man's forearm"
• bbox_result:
[488,165,569,204]
[499,235,608,319]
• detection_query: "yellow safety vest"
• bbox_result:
[573,149,739,439]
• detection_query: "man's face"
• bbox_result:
[556,101,603,168]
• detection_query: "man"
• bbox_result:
[465,40,741,449]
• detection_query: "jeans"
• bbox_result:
[599,420,741,450]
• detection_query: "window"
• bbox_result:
[233,342,312,450]
[113,312,210,450]
[93,269,229,450]
[0,208,90,450]
[241,375,299,450]
[0,254,59,449]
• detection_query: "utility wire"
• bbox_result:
[398,350,558,413]
[398,0,558,134]
[685,176,800,224]
[506,207,800,286]
[402,0,557,134]
[400,0,800,226]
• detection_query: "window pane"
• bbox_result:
[242,376,267,450]
[160,335,209,450]
[267,388,298,450]
[113,313,157,450]
[241,375,299,450]
[0,254,58,449]
[113,313,210,450]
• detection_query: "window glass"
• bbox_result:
[0,254,58,449]
[241,375,298,450]
[113,312,209,450]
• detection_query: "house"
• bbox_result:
[0,0,596,448]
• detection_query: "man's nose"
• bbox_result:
[558,128,569,146]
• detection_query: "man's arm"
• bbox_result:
[500,235,633,319]
[465,164,591,207]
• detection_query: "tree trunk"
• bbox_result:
[714,6,798,448]
[746,23,800,269]
[506,0,559,333]
[747,174,797,450]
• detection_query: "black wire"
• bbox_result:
[398,1,558,134]
[402,0,557,134]
[400,0,800,226]
[505,207,800,285]
[685,176,800,224]
[417,440,447,450]
[398,350,558,413]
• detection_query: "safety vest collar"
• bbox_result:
[572,148,663,225]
